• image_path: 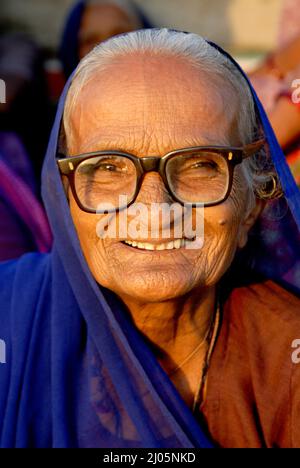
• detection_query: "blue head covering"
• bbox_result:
[59,0,153,78]
[0,30,299,448]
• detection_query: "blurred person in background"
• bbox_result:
[250,0,300,184]
[59,0,152,79]
[0,29,52,260]
[0,29,53,183]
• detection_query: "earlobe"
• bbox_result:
[237,198,266,249]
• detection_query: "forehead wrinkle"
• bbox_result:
[73,127,233,157]
[73,57,223,126]
[69,98,237,155]
[68,56,240,155]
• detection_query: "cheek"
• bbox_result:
[69,196,114,286]
[201,195,245,283]
[204,178,246,239]
[70,197,97,244]
[205,208,239,256]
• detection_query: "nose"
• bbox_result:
[133,172,185,238]
[135,172,174,205]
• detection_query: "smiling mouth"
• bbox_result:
[121,238,196,251]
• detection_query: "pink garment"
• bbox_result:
[278,0,300,47]
[250,0,300,185]
[251,0,300,112]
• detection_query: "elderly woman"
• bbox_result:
[0,29,300,448]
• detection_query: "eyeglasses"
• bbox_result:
[57,139,265,213]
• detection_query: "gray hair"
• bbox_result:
[61,28,280,205]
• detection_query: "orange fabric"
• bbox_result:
[199,280,300,448]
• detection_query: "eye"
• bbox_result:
[96,163,119,172]
[78,160,126,175]
[190,160,218,170]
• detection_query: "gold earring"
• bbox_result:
[256,174,283,200]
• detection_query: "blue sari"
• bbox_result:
[0,33,299,447]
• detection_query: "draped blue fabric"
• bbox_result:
[0,31,299,448]
[59,0,153,78]
[59,1,85,79]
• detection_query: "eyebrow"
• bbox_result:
[70,135,233,157]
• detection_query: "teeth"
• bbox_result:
[144,242,155,250]
[123,239,195,250]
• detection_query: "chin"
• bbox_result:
[107,270,198,303]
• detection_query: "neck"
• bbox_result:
[118,285,217,373]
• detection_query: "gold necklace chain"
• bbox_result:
[168,303,218,377]
[192,301,221,413]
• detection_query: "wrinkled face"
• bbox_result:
[78,4,139,59]
[66,54,257,303]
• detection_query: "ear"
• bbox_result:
[237,198,266,249]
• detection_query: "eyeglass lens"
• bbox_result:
[74,151,230,211]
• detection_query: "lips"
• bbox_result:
[121,238,195,250]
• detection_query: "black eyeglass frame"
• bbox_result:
[57,138,265,213]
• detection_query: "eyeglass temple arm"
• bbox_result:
[242,138,266,160]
